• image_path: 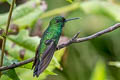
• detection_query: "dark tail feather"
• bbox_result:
[32,45,40,69]
[32,45,41,77]
[33,41,56,77]
[33,59,40,77]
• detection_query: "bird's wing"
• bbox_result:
[32,45,40,69]
[33,39,56,77]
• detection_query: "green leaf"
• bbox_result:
[6,30,40,60]
[2,70,20,80]
[90,60,106,80]
[13,6,44,29]
[80,1,120,21]
[66,0,73,3]
[0,0,41,28]
[0,52,20,80]
[40,3,79,19]
[0,0,13,5]
[44,69,57,75]
[109,61,120,68]
[6,0,12,5]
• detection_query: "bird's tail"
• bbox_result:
[33,59,41,77]
[33,49,55,77]
[32,46,41,77]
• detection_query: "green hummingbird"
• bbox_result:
[32,16,79,77]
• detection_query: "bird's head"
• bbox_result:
[49,16,79,27]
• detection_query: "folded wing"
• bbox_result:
[33,40,56,77]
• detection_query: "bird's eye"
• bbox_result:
[56,20,60,23]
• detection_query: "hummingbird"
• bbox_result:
[32,16,79,77]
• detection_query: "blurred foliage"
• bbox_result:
[90,60,106,80]
[0,52,20,80]
[0,0,120,80]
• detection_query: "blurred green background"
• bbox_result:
[0,0,120,80]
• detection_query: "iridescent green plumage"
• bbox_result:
[32,16,79,77]
[38,16,65,54]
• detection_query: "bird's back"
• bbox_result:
[39,25,62,54]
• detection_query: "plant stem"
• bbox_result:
[0,0,15,77]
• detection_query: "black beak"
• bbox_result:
[65,17,80,22]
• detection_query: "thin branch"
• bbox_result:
[0,23,120,71]
[0,0,15,76]
[0,58,34,71]
[57,23,120,49]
